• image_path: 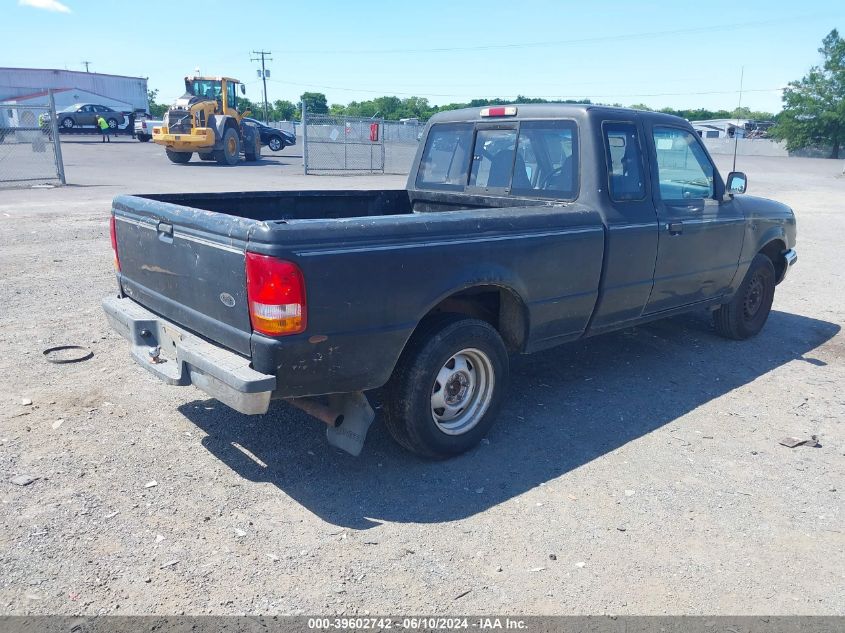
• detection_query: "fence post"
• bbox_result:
[301,101,308,174]
[380,118,386,174]
[48,89,66,185]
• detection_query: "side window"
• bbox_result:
[652,126,715,200]
[511,120,578,199]
[469,128,517,189]
[415,123,474,190]
[227,83,236,110]
[603,122,645,201]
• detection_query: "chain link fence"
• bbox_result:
[302,110,386,175]
[0,94,65,188]
[302,105,423,175]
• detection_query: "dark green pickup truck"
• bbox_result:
[103,104,797,458]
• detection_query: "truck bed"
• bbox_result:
[111,189,605,395]
[136,189,548,222]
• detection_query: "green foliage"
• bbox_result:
[300,92,329,115]
[271,100,297,121]
[769,29,845,158]
[147,89,167,118]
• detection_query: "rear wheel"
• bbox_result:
[165,149,192,164]
[137,134,150,142]
[214,127,240,165]
[713,253,776,340]
[384,315,509,458]
[245,135,261,161]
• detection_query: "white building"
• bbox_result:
[1,88,135,128]
[0,67,148,112]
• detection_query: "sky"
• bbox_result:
[4,0,845,114]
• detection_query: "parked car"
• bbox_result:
[243,117,295,151]
[57,104,128,131]
[103,104,797,458]
[134,117,163,142]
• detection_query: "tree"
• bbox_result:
[147,89,168,118]
[300,92,328,115]
[770,29,845,158]
[271,99,297,121]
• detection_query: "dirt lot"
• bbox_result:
[1,138,843,615]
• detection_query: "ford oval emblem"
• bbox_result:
[219,292,236,308]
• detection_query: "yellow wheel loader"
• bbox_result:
[152,76,261,165]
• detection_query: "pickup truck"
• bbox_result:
[135,118,163,142]
[103,104,797,458]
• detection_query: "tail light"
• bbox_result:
[109,215,120,271]
[245,253,306,336]
[480,106,517,117]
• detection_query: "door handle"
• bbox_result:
[667,221,683,235]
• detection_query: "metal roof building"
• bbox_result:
[0,67,148,112]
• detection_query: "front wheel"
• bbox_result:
[268,135,282,151]
[713,253,776,340]
[61,117,74,129]
[214,127,240,165]
[165,149,192,164]
[137,134,150,142]
[384,315,509,458]
[107,118,118,130]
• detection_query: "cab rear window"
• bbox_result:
[416,120,578,200]
[416,123,474,190]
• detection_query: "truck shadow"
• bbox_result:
[178,309,839,529]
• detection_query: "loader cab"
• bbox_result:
[184,76,243,118]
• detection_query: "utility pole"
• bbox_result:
[250,50,273,123]
[82,61,91,73]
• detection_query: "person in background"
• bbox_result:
[97,114,111,143]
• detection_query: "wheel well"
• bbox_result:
[421,286,528,353]
[759,239,786,280]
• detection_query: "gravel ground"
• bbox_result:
[0,139,843,615]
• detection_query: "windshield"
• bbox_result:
[185,79,222,100]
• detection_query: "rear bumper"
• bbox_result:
[778,248,798,283]
[102,295,276,415]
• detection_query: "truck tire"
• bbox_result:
[198,152,215,161]
[215,127,240,165]
[713,253,776,340]
[165,149,192,164]
[245,135,261,162]
[384,315,509,458]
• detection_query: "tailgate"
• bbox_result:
[112,195,256,356]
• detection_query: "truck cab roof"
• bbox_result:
[428,103,690,126]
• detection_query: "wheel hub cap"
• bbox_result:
[430,348,495,435]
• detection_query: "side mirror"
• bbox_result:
[240,84,246,95]
[726,171,747,194]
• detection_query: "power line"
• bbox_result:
[266,78,782,100]
[273,14,830,55]
[250,50,273,123]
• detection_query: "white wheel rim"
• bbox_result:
[430,347,495,435]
